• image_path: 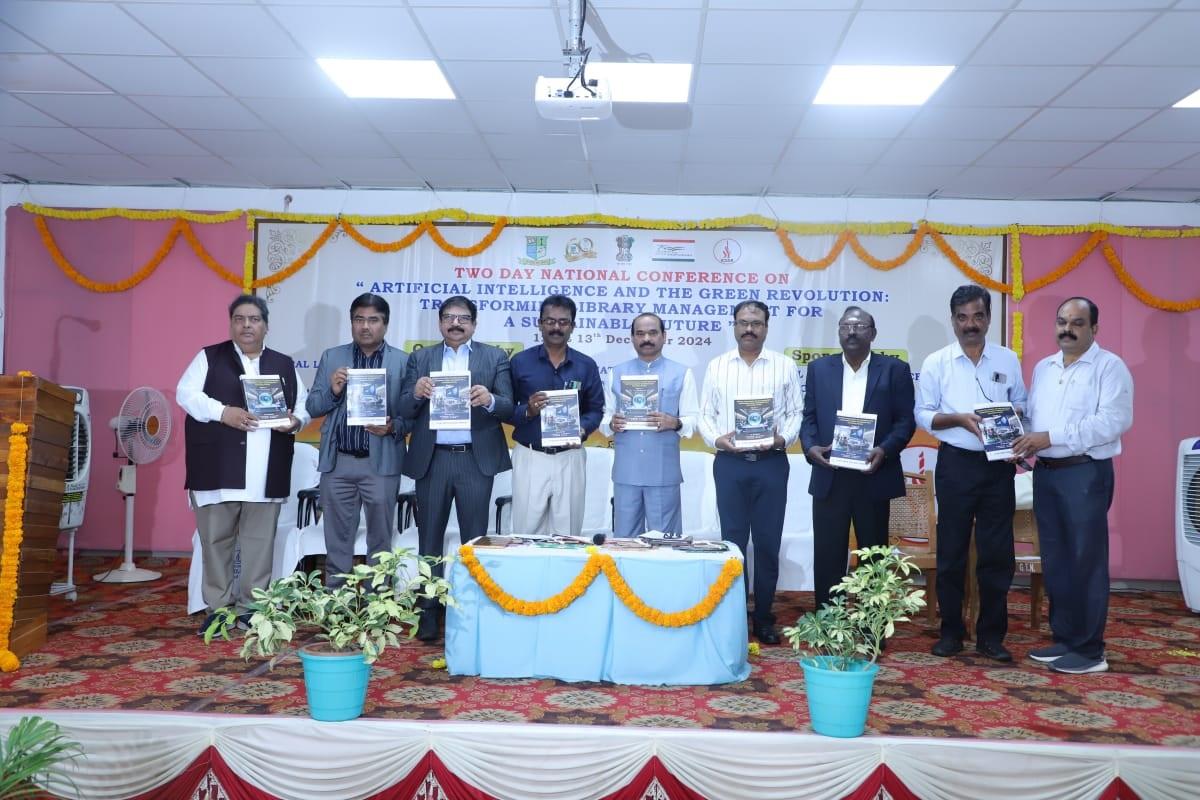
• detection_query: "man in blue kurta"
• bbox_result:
[602,313,699,538]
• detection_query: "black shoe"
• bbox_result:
[753,624,780,646]
[415,611,440,643]
[236,613,253,631]
[931,636,963,657]
[975,641,1013,663]
[197,611,219,639]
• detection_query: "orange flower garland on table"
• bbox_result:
[0,420,31,672]
[457,545,743,628]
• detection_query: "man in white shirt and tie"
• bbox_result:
[1011,297,1133,675]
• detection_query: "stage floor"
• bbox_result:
[3,555,1199,748]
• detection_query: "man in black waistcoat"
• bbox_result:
[177,295,309,635]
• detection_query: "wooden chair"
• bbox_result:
[887,470,938,625]
[1012,508,1045,630]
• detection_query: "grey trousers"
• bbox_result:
[320,454,399,586]
[194,499,281,613]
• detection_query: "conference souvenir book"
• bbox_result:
[619,374,659,430]
[829,411,878,470]
[239,374,292,429]
[346,368,388,426]
[429,370,472,430]
[733,394,774,448]
[540,389,582,447]
[974,402,1025,461]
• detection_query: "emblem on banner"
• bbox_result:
[519,235,555,266]
[616,235,634,263]
[713,238,742,264]
[565,236,597,262]
[652,238,695,262]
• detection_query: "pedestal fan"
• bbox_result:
[95,387,172,583]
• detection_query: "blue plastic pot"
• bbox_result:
[297,644,371,722]
[800,655,879,738]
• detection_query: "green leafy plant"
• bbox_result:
[205,548,452,666]
[0,715,81,799]
[783,546,926,671]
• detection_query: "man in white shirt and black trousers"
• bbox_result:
[1010,297,1133,675]
[916,284,1027,663]
[699,300,803,645]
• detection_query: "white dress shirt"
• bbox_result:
[176,344,310,507]
[915,341,1027,451]
[698,348,803,449]
[1028,341,1133,459]
[436,339,494,445]
[600,357,699,438]
[840,352,871,415]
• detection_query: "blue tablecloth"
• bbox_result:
[445,544,750,685]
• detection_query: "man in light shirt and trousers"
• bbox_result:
[603,312,699,538]
[801,307,916,610]
[178,294,309,635]
[916,284,1027,663]
[399,296,514,641]
[307,293,408,587]
[1011,297,1133,675]
[698,300,803,645]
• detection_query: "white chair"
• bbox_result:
[776,453,815,592]
[679,450,720,540]
[187,443,321,614]
[582,446,615,535]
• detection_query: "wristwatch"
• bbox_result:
[673,418,683,432]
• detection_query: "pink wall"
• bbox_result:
[4,207,1196,579]
[4,207,249,552]
[1014,234,1200,581]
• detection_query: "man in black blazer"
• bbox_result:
[801,307,916,610]
[399,295,515,641]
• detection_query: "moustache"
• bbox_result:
[449,327,464,333]
[963,328,981,335]
[639,342,655,347]
[1059,332,1076,340]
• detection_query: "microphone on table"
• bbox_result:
[592,533,607,546]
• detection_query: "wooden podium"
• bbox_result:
[0,374,74,660]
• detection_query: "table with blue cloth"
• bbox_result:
[445,542,750,685]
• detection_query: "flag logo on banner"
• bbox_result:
[519,235,555,266]
[652,238,695,262]
[714,238,742,264]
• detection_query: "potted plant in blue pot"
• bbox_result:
[783,545,925,738]
[206,548,451,721]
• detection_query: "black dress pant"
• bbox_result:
[1033,458,1114,660]
[714,450,789,626]
[812,470,890,610]
[934,443,1015,644]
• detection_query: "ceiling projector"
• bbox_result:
[535,76,612,121]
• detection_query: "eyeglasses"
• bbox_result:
[838,323,873,333]
[733,320,766,330]
[352,315,384,326]
[540,317,574,328]
[440,313,474,324]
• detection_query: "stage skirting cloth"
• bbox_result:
[0,711,1195,800]
[446,543,749,685]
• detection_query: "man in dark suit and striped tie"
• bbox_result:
[399,296,515,642]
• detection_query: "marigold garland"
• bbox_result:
[1024,231,1107,294]
[0,420,31,672]
[1011,311,1024,362]
[1009,227,1025,302]
[36,215,183,292]
[457,545,743,628]
[1101,242,1200,312]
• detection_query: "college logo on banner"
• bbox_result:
[565,236,597,262]
[652,238,695,262]
[713,238,742,264]
[519,235,555,266]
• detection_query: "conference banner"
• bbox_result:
[259,222,1003,447]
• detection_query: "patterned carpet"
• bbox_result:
[3,555,1199,746]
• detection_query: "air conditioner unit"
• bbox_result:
[1177,437,1200,613]
[52,386,91,600]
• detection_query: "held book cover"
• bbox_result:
[975,402,1024,461]
[619,374,659,431]
[429,370,471,431]
[346,368,388,426]
[540,389,582,447]
[733,394,774,449]
[830,411,878,470]
[239,374,292,429]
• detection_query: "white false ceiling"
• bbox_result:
[3,0,1200,201]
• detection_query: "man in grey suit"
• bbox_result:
[400,295,514,641]
[307,293,408,587]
